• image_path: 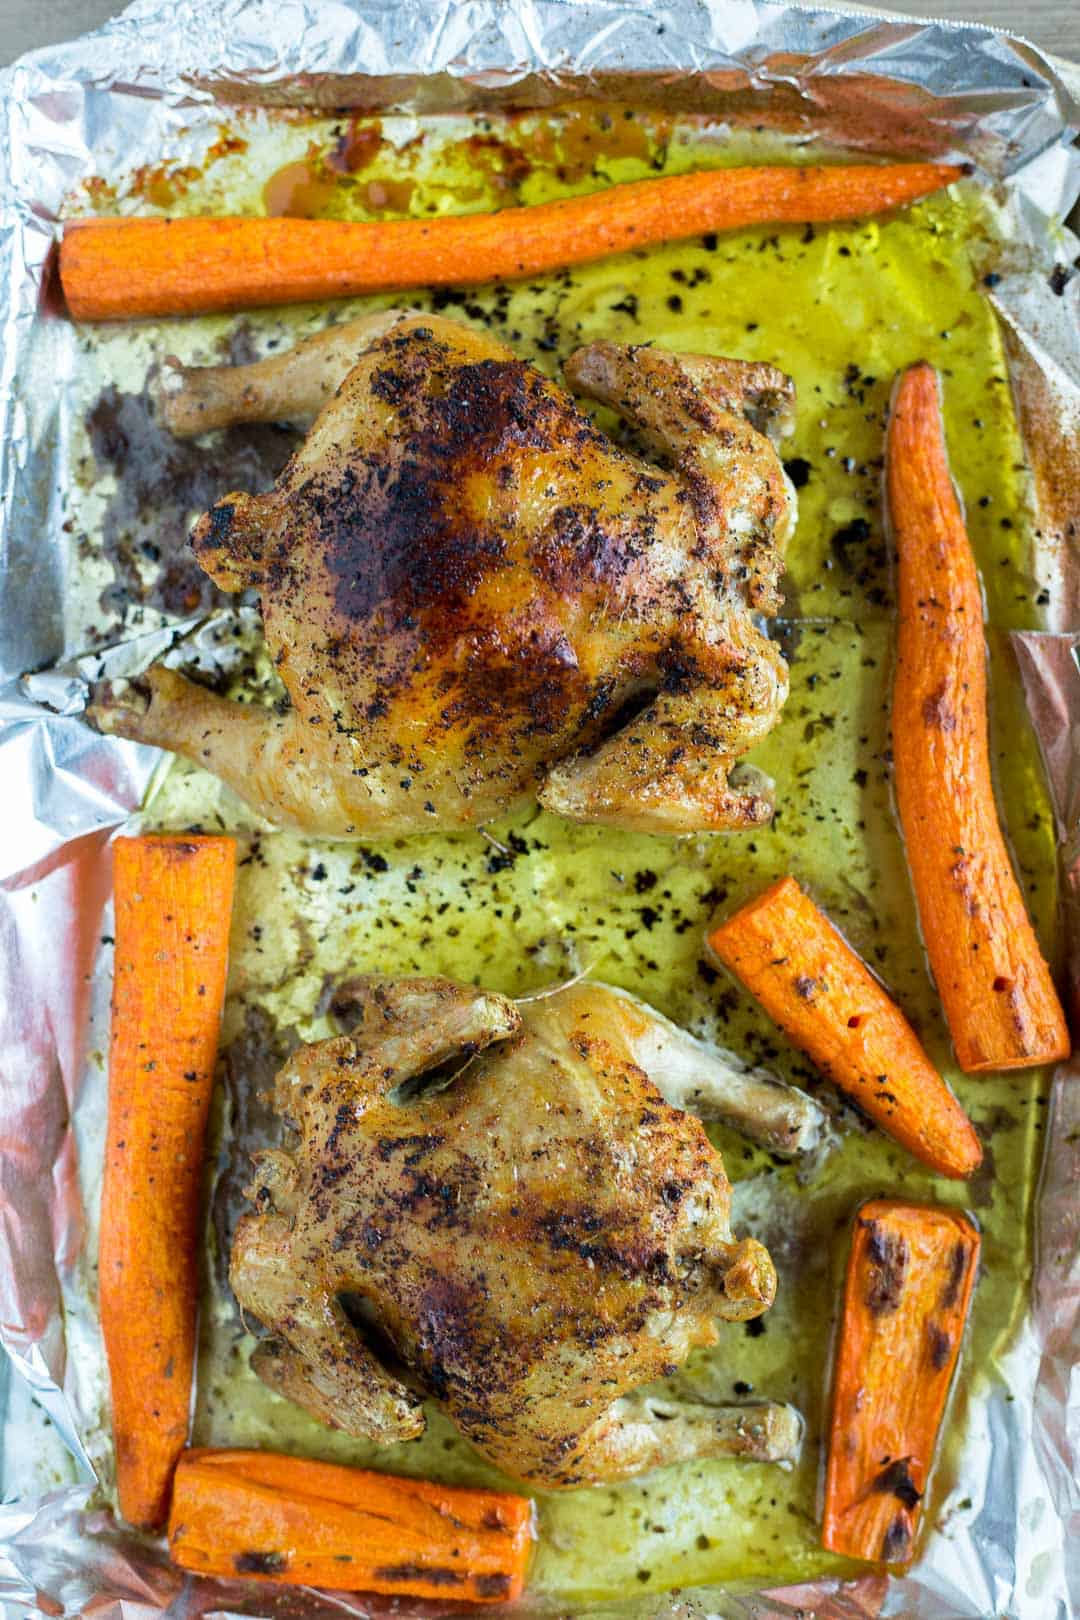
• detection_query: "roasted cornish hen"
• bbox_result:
[91,311,796,837]
[230,976,802,1488]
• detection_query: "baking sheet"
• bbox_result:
[0,2,1078,1616]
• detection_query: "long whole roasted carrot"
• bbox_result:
[101,835,236,1530]
[60,162,962,320]
[167,1448,535,1602]
[707,877,982,1177]
[823,1199,979,1565]
[888,362,1070,1072]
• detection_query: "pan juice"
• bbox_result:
[74,105,1057,1599]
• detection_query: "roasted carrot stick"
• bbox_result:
[167,1448,535,1602]
[707,877,982,1177]
[888,362,1070,1073]
[100,835,236,1531]
[823,1199,979,1566]
[60,162,962,320]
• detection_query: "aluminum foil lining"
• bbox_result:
[0,1,1078,1617]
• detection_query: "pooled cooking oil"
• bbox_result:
[73,104,1058,1602]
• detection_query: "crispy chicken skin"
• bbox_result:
[91,311,796,838]
[230,977,801,1488]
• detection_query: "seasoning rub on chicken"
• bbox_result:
[230,977,803,1488]
[90,310,797,838]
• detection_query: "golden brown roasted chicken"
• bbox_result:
[230,976,802,1488]
[91,311,796,837]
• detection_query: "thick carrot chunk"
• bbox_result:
[708,876,982,1177]
[888,362,1069,1072]
[823,1199,979,1565]
[168,1448,535,1602]
[101,835,236,1529]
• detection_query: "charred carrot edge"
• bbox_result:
[60,163,963,321]
[167,1448,535,1602]
[707,877,982,1177]
[100,835,236,1531]
[888,362,1070,1073]
[823,1199,979,1566]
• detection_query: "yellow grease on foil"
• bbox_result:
[105,106,1057,1600]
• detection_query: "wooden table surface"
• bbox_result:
[1,0,1078,68]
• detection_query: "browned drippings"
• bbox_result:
[84,358,298,634]
[133,163,203,209]
[326,117,384,174]
[508,101,670,183]
[263,117,387,219]
[117,129,249,210]
[362,176,417,214]
[258,102,674,224]
[263,157,342,219]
